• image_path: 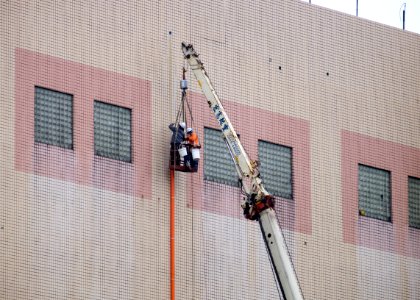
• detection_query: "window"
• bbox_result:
[204,127,239,186]
[34,86,73,149]
[94,101,132,162]
[409,176,420,229]
[358,164,391,222]
[258,140,293,199]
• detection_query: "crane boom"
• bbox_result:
[182,43,304,300]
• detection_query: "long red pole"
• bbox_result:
[170,168,175,300]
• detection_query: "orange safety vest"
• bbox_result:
[186,132,200,148]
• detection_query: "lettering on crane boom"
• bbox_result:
[212,104,241,157]
[228,135,241,156]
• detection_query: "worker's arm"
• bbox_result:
[169,123,176,132]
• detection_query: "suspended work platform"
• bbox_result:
[168,68,201,173]
[169,146,199,173]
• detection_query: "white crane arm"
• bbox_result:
[181,43,253,178]
[181,42,304,300]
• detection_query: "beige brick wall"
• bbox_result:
[1,0,419,299]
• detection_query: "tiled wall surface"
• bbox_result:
[1,0,419,299]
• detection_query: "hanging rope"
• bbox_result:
[173,67,201,145]
[174,68,188,127]
[170,67,201,168]
[183,88,201,147]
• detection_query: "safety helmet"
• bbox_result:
[179,122,186,128]
[187,128,193,133]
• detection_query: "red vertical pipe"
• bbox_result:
[170,169,175,300]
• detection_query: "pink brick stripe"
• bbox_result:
[185,92,312,234]
[341,130,420,258]
[15,48,152,199]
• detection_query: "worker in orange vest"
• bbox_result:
[185,127,200,171]
[186,127,199,147]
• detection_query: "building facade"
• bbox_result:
[1,0,419,299]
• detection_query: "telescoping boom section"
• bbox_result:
[182,43,304,300]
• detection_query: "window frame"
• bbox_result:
[34,86,74,149]
[93,100,133,163]
[408,176,420,229]
[203,126,240,187]
[358,164,392,222]
[258,139,294,200]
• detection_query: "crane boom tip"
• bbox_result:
[181,42,198,59]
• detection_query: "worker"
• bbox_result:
[185,127,200,171]
[169,122,186,165]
